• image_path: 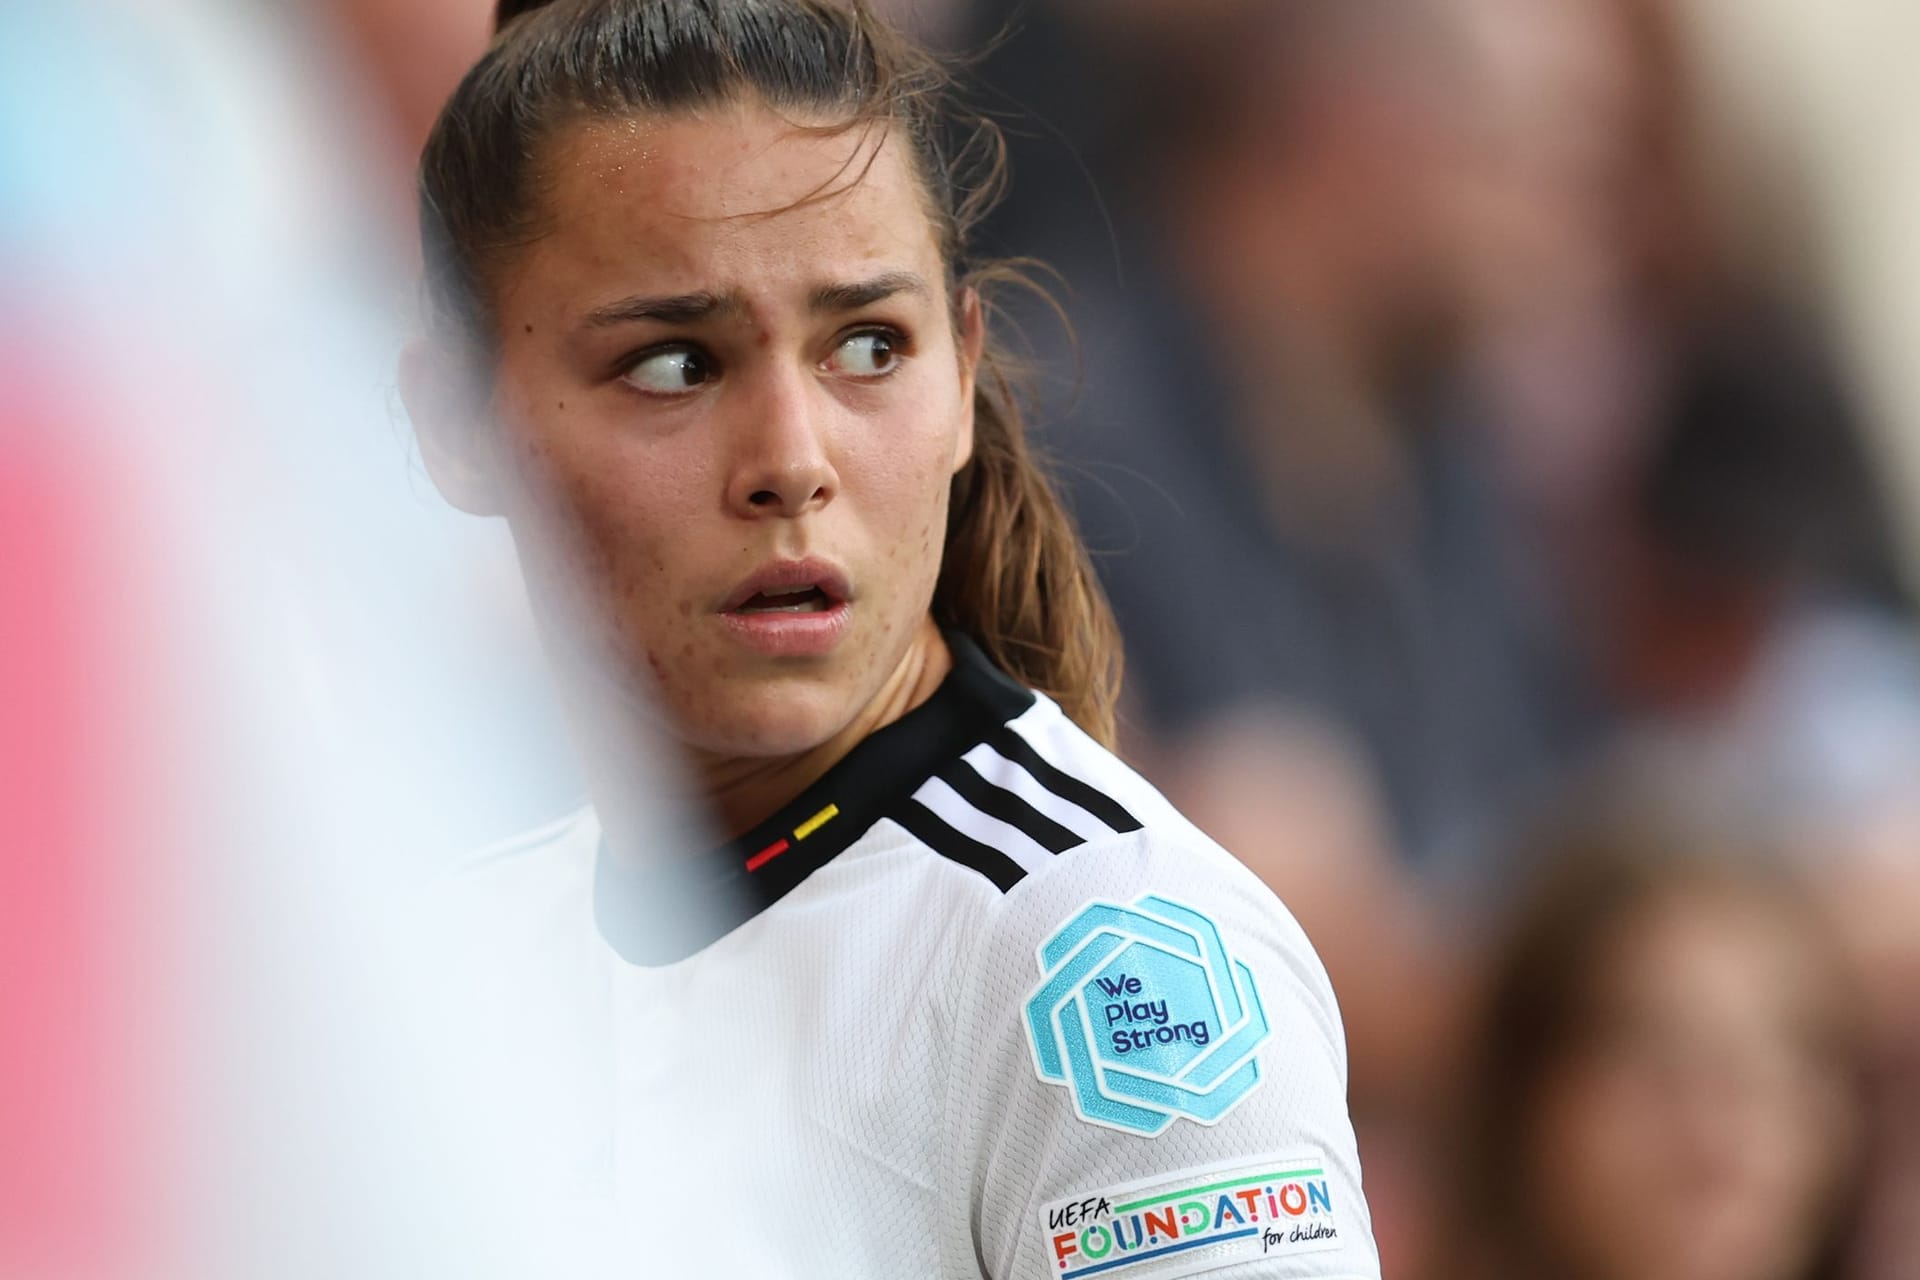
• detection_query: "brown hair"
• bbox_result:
[1450,806,1864,1280]
[418,0,1122,746]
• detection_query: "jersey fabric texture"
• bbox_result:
[441,636,1380,1279]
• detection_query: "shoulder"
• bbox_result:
[945,729,1345,1109]
[913,696,1326,992]
[924,703,1378,1279]
[894,692,1222,894]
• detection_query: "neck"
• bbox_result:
[560,616,955,865]
[690,615,953,842]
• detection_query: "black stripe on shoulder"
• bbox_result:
[937,758,1083,855]
[892,798,1028,893]
[988,726,1144,835]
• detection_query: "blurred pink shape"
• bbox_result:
[0,353,166,1279]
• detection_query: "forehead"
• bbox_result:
[1600,891,1819,1013]
[500,104,943,317]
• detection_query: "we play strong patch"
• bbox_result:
[1025,896,1272,1136]
[1038,1154,1342,1279]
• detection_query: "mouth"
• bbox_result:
[731,585,835,615]
[717,560,853,657]
[718,558,853,627]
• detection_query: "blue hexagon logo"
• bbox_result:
[1025,896,1271,1135]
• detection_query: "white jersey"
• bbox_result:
[441,637,1380,1280]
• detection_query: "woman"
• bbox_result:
[400,1,1378,1276]
[1447,816,1865,1280]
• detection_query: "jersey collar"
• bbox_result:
[594,633,1034,965]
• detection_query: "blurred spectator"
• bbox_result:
[1577,308,1920,858]
[973,0,1599,898]
[1450,0,1920,871]
[974,0,1920,869]
[988,0,1918,878]
[1447,808,1867,1280]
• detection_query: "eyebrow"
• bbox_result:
[583,290,744,328]
[807,271,930,313]
[580,271,931,331]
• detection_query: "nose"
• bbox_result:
[724,366,838,518]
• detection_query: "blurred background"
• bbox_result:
[3,0,1915,1277]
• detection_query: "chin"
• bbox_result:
[671,676,858,759]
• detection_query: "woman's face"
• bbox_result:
[1526,892,1856,1280]
[474,103,979,759]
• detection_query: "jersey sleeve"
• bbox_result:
[937,830,1381,1280]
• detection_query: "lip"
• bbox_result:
[718,557,852,613]
[716,557,853,658]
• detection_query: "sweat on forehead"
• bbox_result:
[534,107,920,227]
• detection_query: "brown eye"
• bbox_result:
[825,329,901,378]
[621,345,714,395]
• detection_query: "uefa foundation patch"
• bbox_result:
[1040,1155,1343,1279]
[1025,896,1271,1135]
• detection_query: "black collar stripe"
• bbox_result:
[985,725,1144,835]
[935,756,1084,855]
[594,634,1035,964]
[889,797,1028,894]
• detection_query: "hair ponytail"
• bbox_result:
[938,337,1121,747]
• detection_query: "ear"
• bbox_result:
[399,339,504,516]
[952,286,985,474]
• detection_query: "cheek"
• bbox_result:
[854,399,964,561]
[493,400,710,643]
[858,452,952,616]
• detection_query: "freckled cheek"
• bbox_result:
[845,427,958,543]
[501,420,710,635]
